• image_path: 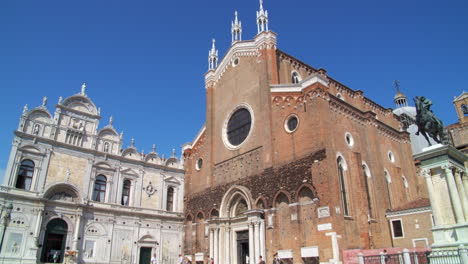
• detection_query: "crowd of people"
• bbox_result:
[150,252,282,264]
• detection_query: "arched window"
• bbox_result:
[166,187,174,211]
[462,104,468,115]
[121,180,131,206]
[362,164,374,219]
[337,157,350,216]
[291,71,301,84]
[92,175,107,202]
[16,159,35,190]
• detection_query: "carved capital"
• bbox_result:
[421,169,431,178]
[442,164,454,172]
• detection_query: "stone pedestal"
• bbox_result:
[414,144,468,248]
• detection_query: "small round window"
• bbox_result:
[285,115,299,133]
[226,108,252,147]
[345,132,354,147]
[232,58,239,67]
[196,158,203,171]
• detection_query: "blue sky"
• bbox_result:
[0,0,467,181]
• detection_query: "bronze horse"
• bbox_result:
[414,96,444,146]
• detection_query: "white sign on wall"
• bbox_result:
[278,249,293,259]
[317,223,332,231]
[301,246,319,258]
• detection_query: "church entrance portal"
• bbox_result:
[139,247,152,264]
[41,218,68,263]
[237,230,249,264]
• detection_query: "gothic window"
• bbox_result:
[362,164,374,219]
[92,175,107,202]
[15,159,34,190]
[291,71,301,84]
[462,104,468,115]
[337,157,350,216]
[227,108,252,146]
[121,180,131,206]
[166,187,174,211]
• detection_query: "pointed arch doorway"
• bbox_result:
[209,185,265,264]
[41,218,68,263]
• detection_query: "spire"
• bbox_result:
[393,80,408,108]
[130,137,135,147]
[231,11,242,43]
[42,96,48,107]
[152,144,157,153]
[109,116,113,126]
[22,104,28,116]
[208,38,219,71]
[58,96,63,104]
[256,0,269,33]
[80,82,87,95]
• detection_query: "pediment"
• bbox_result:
[121,168,139,177]
[164,175,180,185]
[94,162,114,170]
[20,145,42,155]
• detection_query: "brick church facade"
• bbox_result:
[182,2,428,264]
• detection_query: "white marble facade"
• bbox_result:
[0,84,185,264]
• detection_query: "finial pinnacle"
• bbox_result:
[131,138,135,147]
[152,144,156,153]
[394,80,400,93]
[260,0,264,10]
[172,148,176,157]
[42,96,48,107]
[81,82,87,95]
[23,104,28,115]
[109,116,113,126]
[58,96,63,104]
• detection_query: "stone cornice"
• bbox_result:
[14,131,184,173]
[0,188,184,221]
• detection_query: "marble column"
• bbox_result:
[454,168,468,221]
[463,172,468,201]
[225,227,230,264]
[33,209,44,246]
[248,222,254,264]
[73,213,82,251]
[423,169,442,226]
[254,221,260,264]
[443,165,465,224]
[209,228,214,260]
[214,228,219,264]
[260,220,266,260]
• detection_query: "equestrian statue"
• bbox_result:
[414,96,445,146]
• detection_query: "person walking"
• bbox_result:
[151,253,158,264]
[258,255,266,264]
[272,253,282,264]
[52,251,59,263]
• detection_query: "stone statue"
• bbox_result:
[414,96,445,146]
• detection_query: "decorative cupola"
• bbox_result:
[208,38,218,71]
[231,11,242,42]
[393,80,408,108]
[256,0,269,33]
